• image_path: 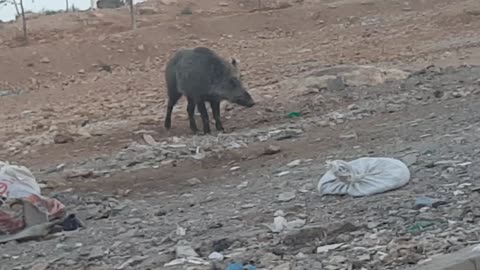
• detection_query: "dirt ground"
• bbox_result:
[1,0,480,269]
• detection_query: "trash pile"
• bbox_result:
[0,161,83,243]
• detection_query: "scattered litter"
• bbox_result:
[287,112,302,118]
[208,251,224,261]
[414,197,448,209]
[61,214,84,231]
[230,166,240,171]
[175,224,186,236]
[407,221,436,233]
[175,240,199,258]
[191,146,206,160]
[263,212,306,233]
[317,157,410,197]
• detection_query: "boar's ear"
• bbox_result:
[231,58,238,67]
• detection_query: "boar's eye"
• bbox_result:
[229,78,239,87]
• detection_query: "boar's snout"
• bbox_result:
[235,92,255,108]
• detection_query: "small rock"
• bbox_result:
[138,6,159,15]
[116,256,148,270]
[465,8,480,16]
[433,90,444,98]
[78,69,86,74]
[316,243,344,253]
[329,255,347,264]
[367,221,382,229]
[386,103,404,112]
[218,2,229,6]
[88,246,105,261]
[356,254,370,261]
[318,120,329,127]
[40,57,50,63]
[125,218,142,225]
[237,181,248,188]
[31,262,49,270]
[327,77,345,91]
[230,166,240,171]
[276,171,290,177]
[137,44,145,51]
[348,104,359,110]
[339,132,357,140]
[240,203,256,209]
[451,91,462,98]
[53,133,74,144]
[259,253,280,266]
[287,160,301,167]
[187,177,201,185]
[264,145,282,155]
[295,252,307,260]
[273,262,291,270]
[401,153,418,166]
[277,192,296,202]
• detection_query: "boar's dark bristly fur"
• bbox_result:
[164,46,255,134]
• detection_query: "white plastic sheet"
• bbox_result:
[317,157,410,197]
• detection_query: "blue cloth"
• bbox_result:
[226,262,243,270]
[225,262,256,270]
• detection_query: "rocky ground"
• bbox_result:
[1,0,480,269]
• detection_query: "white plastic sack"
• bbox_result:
[0,161,41,198]
[317,157,410,197]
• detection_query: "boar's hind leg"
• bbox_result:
[186,97,198,134]
[164,91,182,130]
[209,100,224,132]
[196,100,211,134]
